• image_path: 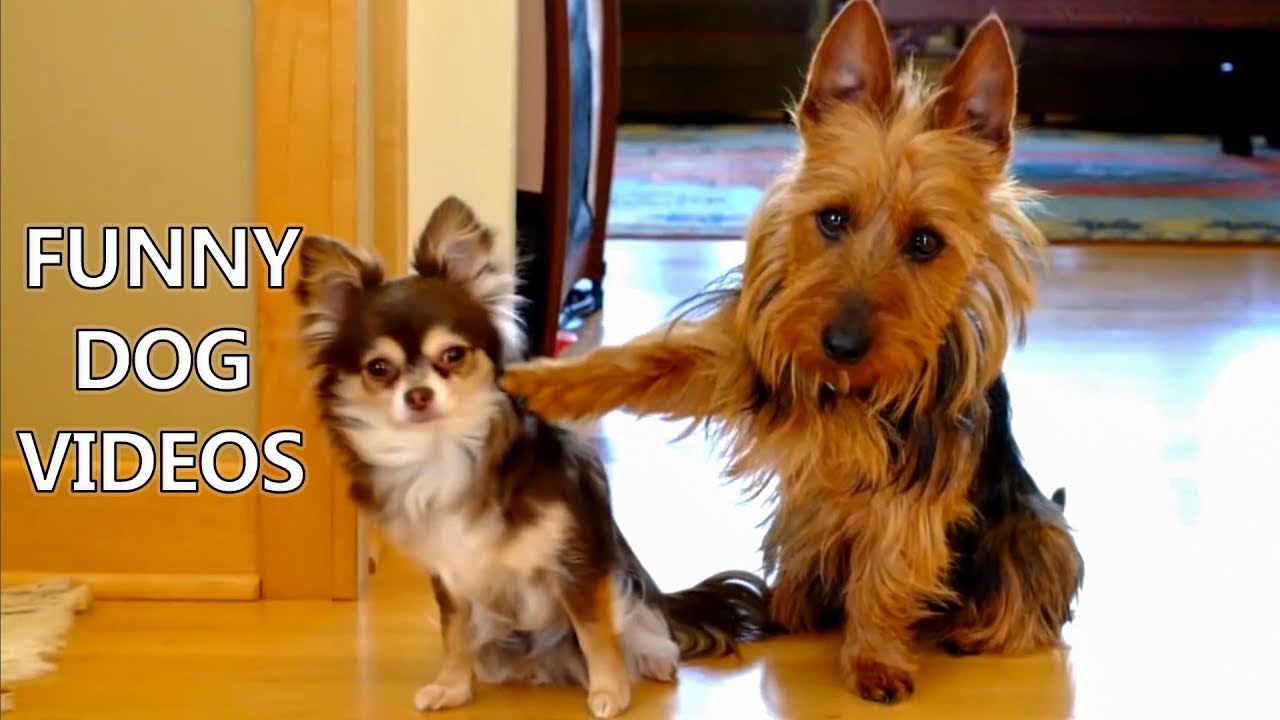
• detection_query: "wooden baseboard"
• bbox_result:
[1,452,260,596]
[0,571,260,600]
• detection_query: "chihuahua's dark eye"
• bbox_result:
[364,358,394,381]
[440,346,468,366]
[815,207,848,241]
[905,228,944,262]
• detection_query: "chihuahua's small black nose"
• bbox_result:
[822,296,872,363]
[404,387,434,412]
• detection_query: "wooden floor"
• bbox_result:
[11,241,1280,719]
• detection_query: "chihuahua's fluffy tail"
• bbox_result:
[663,570,777,658]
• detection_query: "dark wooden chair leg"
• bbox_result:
[518,0,619,356]
[1216,58,1253,157]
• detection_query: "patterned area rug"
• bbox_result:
[608,124,1280,243]
[0,578,91,712]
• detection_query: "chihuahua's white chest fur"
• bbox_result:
[335,387,571,635]
[383,499,571,633]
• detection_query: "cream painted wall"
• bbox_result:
[517,0,548,194]
[0,0,258,581]
[1,0,518,448]
[405,0,518,266]
[0,1,257,451]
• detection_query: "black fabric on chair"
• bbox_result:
[566,0,595,263]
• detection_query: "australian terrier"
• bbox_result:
[502,0,1084,703]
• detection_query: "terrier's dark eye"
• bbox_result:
[365,358,394,380]
[440,346,468,366]
[905,228,944,262]
[815,207,848,241]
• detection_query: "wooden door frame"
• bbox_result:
[255,0,527,597]
[254,0,365,600]
[371,0,408,271]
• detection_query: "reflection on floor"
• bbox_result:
[12,240,1280,719]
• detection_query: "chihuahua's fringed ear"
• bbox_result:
[414,195,493,281]
[414,196,526,361]
[293,234,383,356]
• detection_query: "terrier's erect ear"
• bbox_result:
[936,14,1018,152]
[293,234,383,352]
[799,0,894,123]
[414,195,526,360]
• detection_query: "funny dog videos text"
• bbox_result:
[17,226,306,494]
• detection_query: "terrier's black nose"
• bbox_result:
[404,387,434,412]
[822,296,872,363]
[822,325,871,362]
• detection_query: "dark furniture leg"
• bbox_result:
[517,0,620,358]
[1217,57,1253,157]
[1221,133,1254,157]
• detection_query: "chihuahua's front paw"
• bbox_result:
[586,683,631,719]
[413,680,472,712]
[638,654,677,682]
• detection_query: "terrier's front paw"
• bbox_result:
[413,680,472,712]
[941,638,981,657]
[500,363,576,418]
[842,656,915,704]
[586,684,631,718]
[498,366,541,399]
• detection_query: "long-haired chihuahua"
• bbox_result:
[294,196,770,718]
